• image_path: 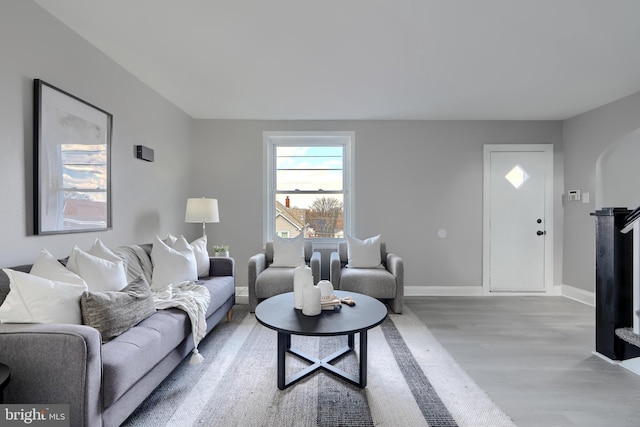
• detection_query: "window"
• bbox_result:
[264,132,354,247]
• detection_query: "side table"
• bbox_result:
[0,363,9,404]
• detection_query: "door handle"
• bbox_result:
[536,230,546,236]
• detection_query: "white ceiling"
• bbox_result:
[34,0,640,120]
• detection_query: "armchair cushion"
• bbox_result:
[248,239,320,312]
[270,234,305,267]
[265,240,314,265]
[338,267,397,298]
[254,268,297,299]
[346,234,382,268]
[338,240,387,266]
[331,241,404,314]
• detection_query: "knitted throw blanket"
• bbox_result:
[114,245,211,364]
[153,281,210,364]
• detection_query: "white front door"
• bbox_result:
[483,145,553,293]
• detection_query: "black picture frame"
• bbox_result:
[34,79,112,235]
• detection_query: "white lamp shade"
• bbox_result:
[185,198,219,223]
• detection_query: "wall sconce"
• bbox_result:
[134,145,154,162]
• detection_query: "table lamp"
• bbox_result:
[185,197,219,238]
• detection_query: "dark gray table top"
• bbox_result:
[255,291,387,336]
[0,363,9,389]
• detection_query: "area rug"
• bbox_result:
[122,305,516,427]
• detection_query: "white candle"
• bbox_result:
[293,266,313,309]
[302,285,321,316]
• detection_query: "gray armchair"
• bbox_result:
[330,241,404,313]
[248,240,321,312]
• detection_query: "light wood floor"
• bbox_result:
[406,296,640,427]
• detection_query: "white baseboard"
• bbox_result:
[405,284,595,304]
[592,351,617,365]
[235,286,248,304]
[405,285,561,297]
[560,284,595,307]
[404,286,484,296]
[620,357,640,375]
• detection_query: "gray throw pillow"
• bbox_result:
[80,275,156,343]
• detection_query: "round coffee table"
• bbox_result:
[0,363,10,404]
[255,290,387,390]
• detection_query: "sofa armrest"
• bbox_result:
[310,251,322,285]
[0,323,103,427]
[208,256,235,277]
[329,251,342,289]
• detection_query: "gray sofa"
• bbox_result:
[330,241,404,313]
[0,243,235,427]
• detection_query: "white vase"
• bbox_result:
[293,266,313,310]
[318,280,334,298]
[302,285,321,316]
[214,251,229,257]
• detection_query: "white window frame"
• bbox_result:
[263,131,354,249]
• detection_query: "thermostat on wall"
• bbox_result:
[568,190,581,201]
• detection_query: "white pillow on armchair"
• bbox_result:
[346,234,382,268]
[271,234,305,267]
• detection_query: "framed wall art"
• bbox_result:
[34,79,112,234]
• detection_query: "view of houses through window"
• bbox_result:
[275,195,345,239]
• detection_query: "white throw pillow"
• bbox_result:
[189,235,210,277]
[162,234,207,275]
[0,269,87,324]
[67,245,128,292]
[163,233,178,247]
[30,248,87,286]
[271,234,305,268]
[89,238,123,264]
[150,235,198,290]
[346,234,382,268]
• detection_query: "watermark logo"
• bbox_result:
[0,405,69,426]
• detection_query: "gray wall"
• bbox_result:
[0,1,194,266]
[598,128,640,208]
[3,1,594,296]
[563,91,640,292]
[192,120,563,289]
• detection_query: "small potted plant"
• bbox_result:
[213,245,229,257]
